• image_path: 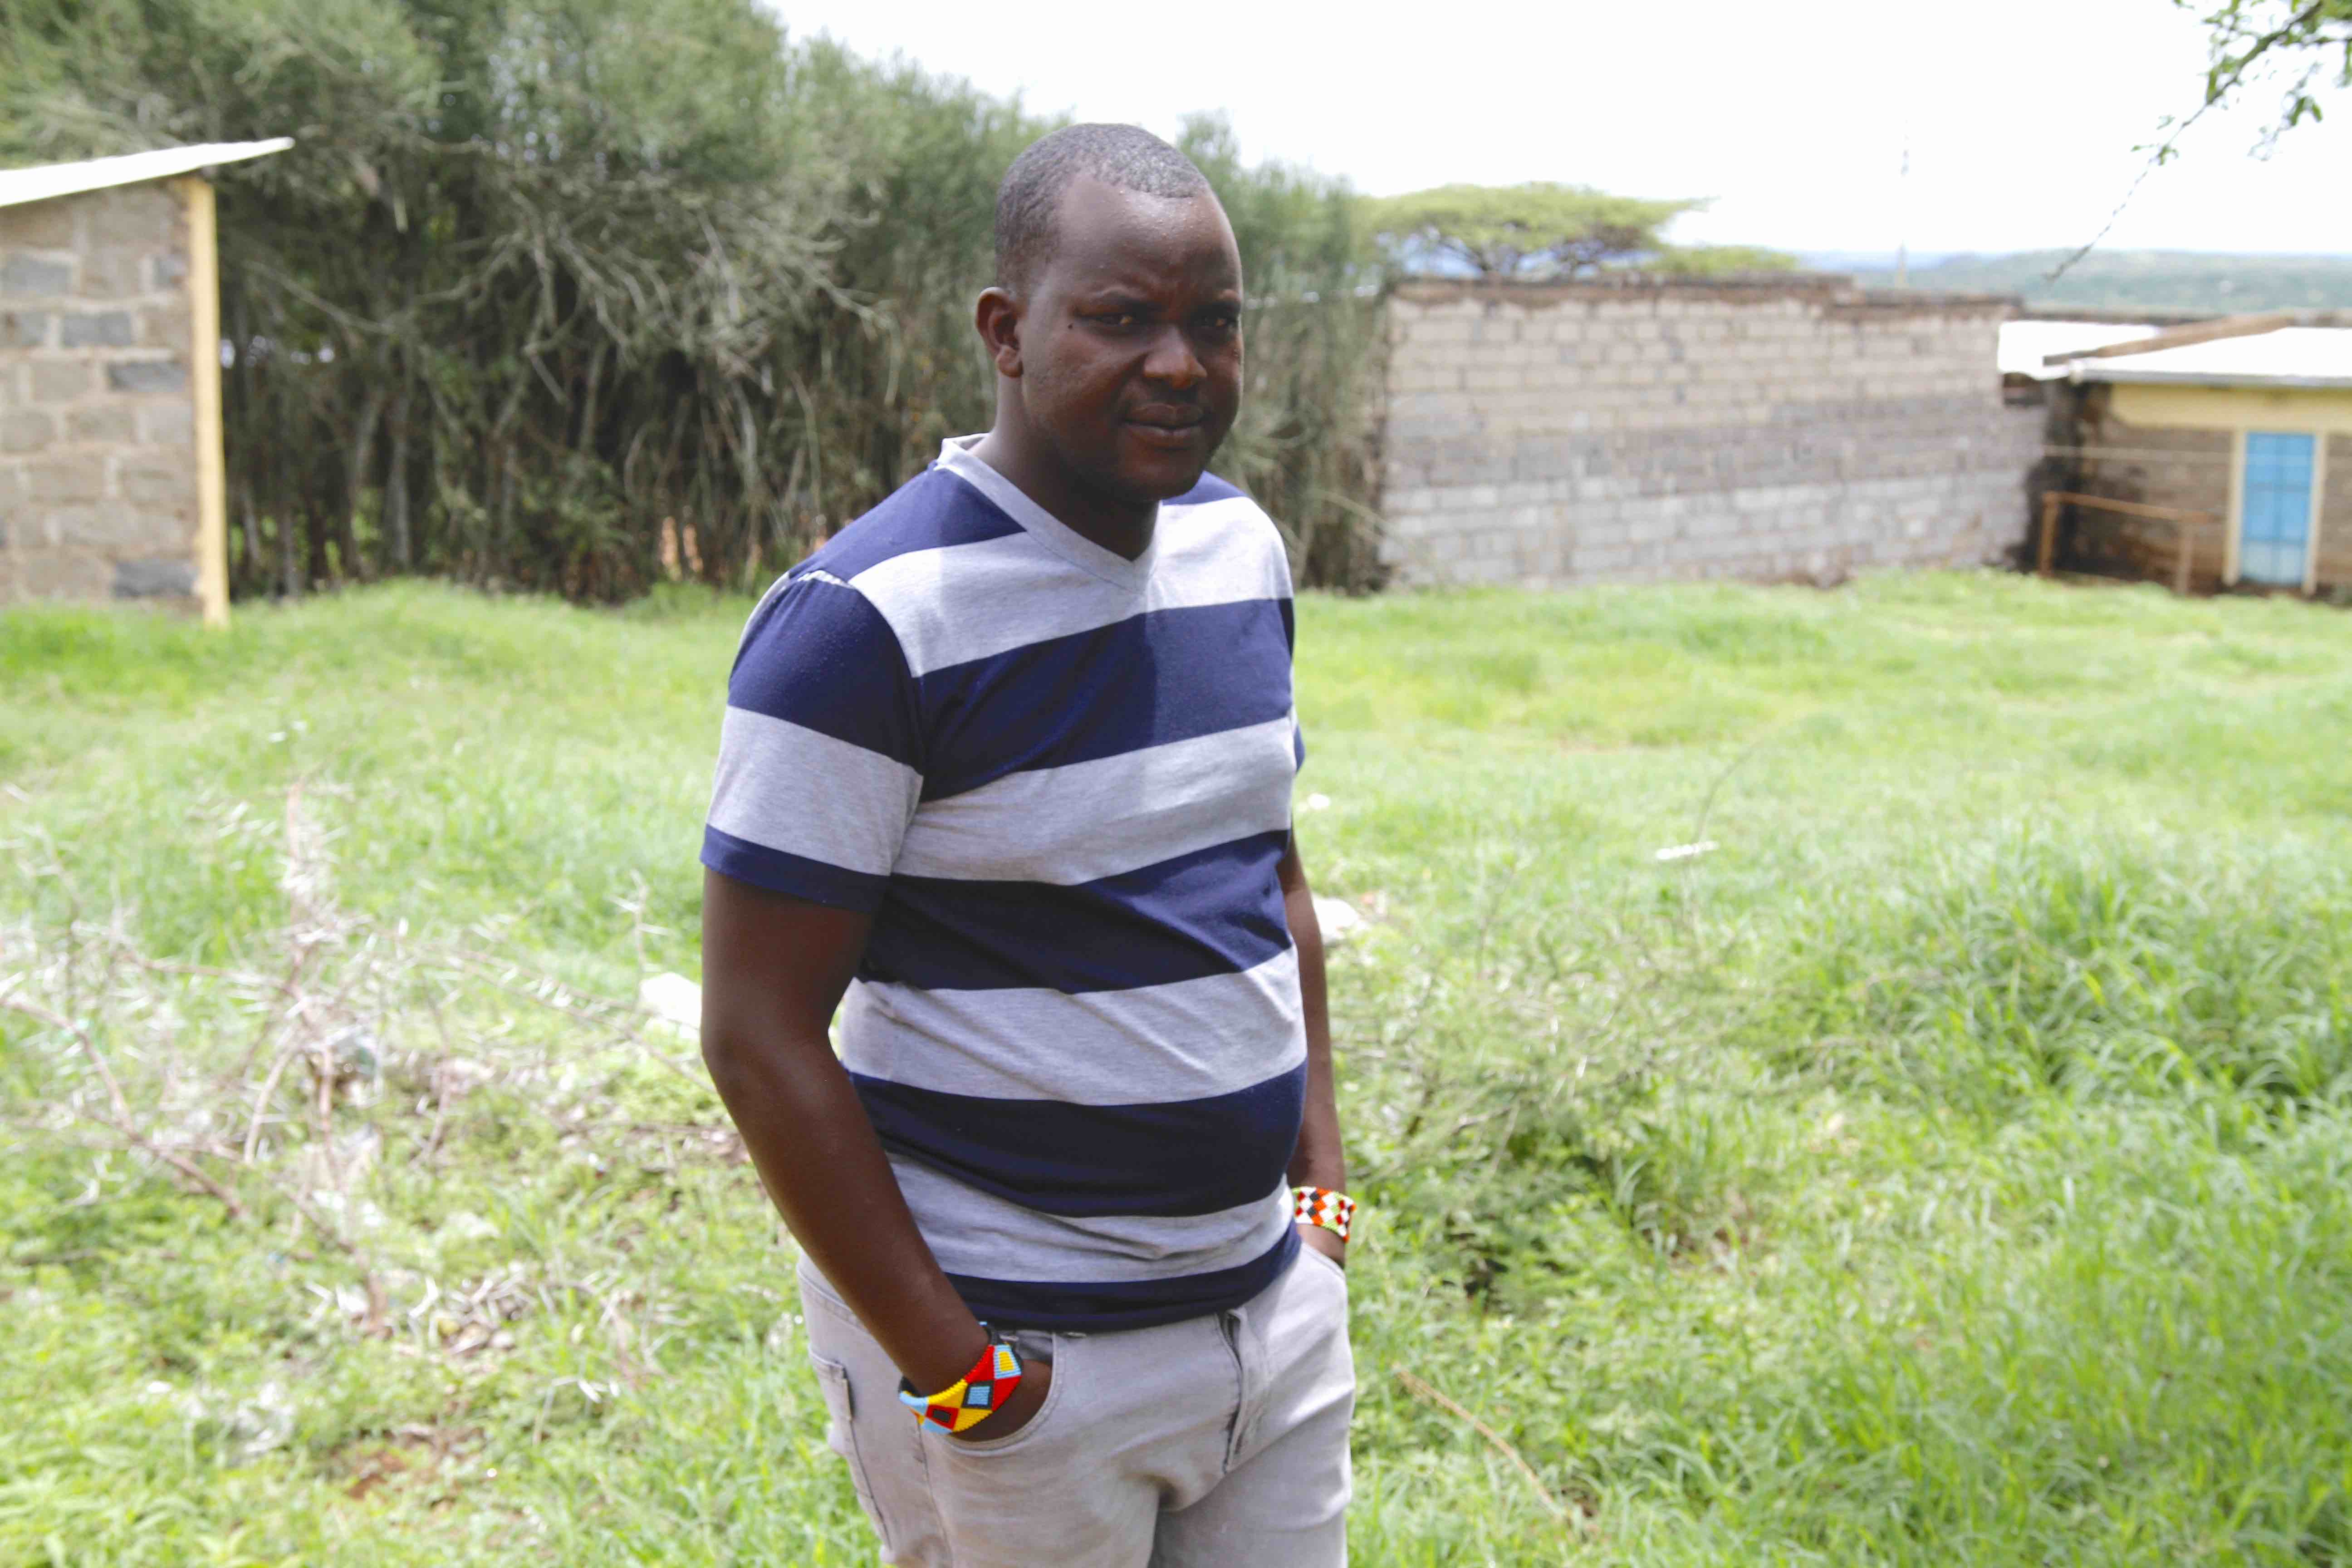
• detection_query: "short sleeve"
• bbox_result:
[701,574,923,911]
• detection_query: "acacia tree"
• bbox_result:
[1647,244,1799,277]
[1363,183,1703,279]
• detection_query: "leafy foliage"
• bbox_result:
[2047,2,2347,283]
[1646,244,1799,278]
[1364,181,1706,279]
[0,0,1389,597]
[2181,0,2352,144]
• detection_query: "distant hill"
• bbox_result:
[1821,250,2352,314]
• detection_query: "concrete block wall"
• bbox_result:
[0,181,201,606]
[1378,277,2044,588]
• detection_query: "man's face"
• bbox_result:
[1013,177,1245,507]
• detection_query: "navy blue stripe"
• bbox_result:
[855,1061,1306,1218]
[702,827,890,912]
[917,600,1294,799]
[862,830,1292,994]
[729,578,921,766]
[799,467,1023,582]
[947,1228,1298,1331]
[1170,471,1247,506]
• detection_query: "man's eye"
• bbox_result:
[1097,312,1139,328]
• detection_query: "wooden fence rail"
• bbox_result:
[2037,490,2219,597]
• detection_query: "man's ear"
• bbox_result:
[974,287,1024,378]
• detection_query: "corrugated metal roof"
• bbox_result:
[2074,327,2352,390]
[1999,319,2163,380]
[0,139,293,211]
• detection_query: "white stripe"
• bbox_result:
[735,570,794,646]
[893,715,1296,884]
[892,1156,1292,1283]
[852,495,1285,676]
[936,441,1149,587]
[707,706,920,877]
[842,948,1305,1105]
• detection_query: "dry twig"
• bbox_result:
[1394,1365,1574,1526]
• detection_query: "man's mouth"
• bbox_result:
[1123,407,1206,449]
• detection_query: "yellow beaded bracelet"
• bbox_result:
[897,1335,1023,1435]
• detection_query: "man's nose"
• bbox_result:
[1141,325,1205,388]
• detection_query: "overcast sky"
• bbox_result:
[773,0,2351,256]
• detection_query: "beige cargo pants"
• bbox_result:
[797,1245,1354,1567]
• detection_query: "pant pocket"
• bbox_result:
[1298,1243,1349,1289]
[924,1331,1070,1462]
[808,1351,895,1555]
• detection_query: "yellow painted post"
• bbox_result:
[179,175,230,628]
[2305,430,2328,597]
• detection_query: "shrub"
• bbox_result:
[1,1,1391,598]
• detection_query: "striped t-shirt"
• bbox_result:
[703,436,1305,1330]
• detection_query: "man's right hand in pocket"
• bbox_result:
[948,1353,1052,1443]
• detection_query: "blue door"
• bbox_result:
[2240,431,2315,587]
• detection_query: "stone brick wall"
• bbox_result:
[0,181,201,606]
[1378,277,2043,588]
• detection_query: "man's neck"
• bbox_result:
[970,428,1156,562]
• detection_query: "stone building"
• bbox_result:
[0,140,289,621]
[1377,275,2043,588]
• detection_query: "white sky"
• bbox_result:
[774,0,2352,256]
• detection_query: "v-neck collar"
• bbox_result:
[936,436,1158,592]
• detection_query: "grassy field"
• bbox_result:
[4,571,2351,1565]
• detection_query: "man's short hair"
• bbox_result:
[994,124,1214,292]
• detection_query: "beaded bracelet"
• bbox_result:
[897,1333,1023,1435]
[1290,1185,1357,1244]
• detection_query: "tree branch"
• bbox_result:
[2050,0,2333,282]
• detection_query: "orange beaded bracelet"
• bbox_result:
[1290,1185,1356,1244]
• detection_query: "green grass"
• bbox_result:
[4,572,2351,1564]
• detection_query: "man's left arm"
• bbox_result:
[1278,838,1348,1266]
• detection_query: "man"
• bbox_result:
[698,123,1355,1567]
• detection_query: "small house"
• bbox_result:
[0,139,290,622]
[2034,315,2352,595]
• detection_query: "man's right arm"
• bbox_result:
[699,868,1052,1428]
